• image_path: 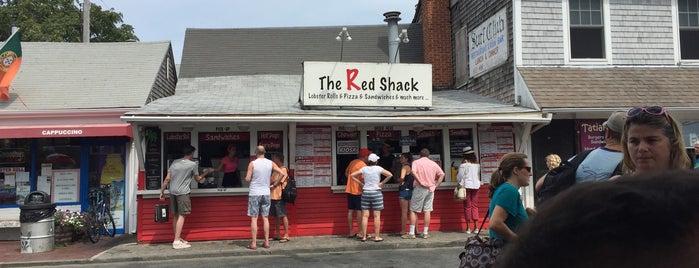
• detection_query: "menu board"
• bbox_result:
[449,128,474,157]
[295,126,332,187]
[144,127,162,190]
[478,124,515,184]
[258,131,284,156]
[52,169,80,202]
[578,120,605,151]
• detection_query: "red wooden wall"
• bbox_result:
[137,185,491,243]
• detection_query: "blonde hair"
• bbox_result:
[545,154,561,170]
[621,111,691,173]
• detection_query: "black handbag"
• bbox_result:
[458,209,505,268]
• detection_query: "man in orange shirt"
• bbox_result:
[270,153,290,243]
[345,148,371,238]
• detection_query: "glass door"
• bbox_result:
[85,140,127,234]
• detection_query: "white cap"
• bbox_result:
[368,153,380,162]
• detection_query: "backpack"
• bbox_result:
[535,150,593,205]
[281,171,297,204]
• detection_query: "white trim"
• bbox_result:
[514,0,523,66]
[563,0,612,64]
[121,114,551,124]
[672,0,681,64]
[514,68,540,110]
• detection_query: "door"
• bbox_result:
[84,139,128,234]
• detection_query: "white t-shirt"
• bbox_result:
[457,162,481,189]
[360,166,384,191]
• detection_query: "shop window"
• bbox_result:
[409,130,444,170]
[0,139,31,205]
[448,128,475,183]
[335,131,360,185]
[163,132,192,176]
[367,130,401,183]
[569,0,606,59]
[197,132,250,188]
[679,0,699,59]
[37,138,82,203]
[258,131,284,159]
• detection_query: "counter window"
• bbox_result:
[336,130,360,185]
[198,132,250,188]
[410,130,444,170]
[367,130,401,183]
[163,132,192,176]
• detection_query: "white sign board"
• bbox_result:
[302,61,432,108]
[469,8,508,78]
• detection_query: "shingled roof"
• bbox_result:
[179,24,424,78]
[518,66,699,109]
[0,42,175,111]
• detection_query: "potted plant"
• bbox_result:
[54,209,87,244]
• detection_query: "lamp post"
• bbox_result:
[336,27,352,61]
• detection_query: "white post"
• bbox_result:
[83,0,90,43]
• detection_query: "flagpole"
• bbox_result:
[11,27,18,35]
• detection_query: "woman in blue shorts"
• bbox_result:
[397,153,414,235]
[351,153,393,242]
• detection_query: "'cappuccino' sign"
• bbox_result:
[469,8,508,78]
[302,61,432,108]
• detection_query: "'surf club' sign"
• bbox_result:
[302,61,432,108]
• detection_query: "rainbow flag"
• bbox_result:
[0,30,22,101]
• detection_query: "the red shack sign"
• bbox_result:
[302,61,432,108]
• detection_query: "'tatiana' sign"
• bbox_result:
[302,61,432,108]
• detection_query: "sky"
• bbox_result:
[97,0,418,63]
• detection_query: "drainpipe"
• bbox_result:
[383,11,401,63]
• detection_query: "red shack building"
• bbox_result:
[123,3,549,243]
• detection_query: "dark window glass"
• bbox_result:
[571,28,605,58]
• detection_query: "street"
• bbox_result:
[44,247,464,268]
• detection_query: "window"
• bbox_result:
[0,139,31,205]
[679,0,699,59]
[569,0,606,59]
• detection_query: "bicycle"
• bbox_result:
[85,184,116,243]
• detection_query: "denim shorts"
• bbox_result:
[398,188,413,200]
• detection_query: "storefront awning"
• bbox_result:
[0,123,132,139]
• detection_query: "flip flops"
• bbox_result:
[374,238,384,242]
[279,237,290,243]
[246,244,257,250]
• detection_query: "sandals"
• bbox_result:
[374,237,384,242]
[246,244,257,250]
[279,237,290,243]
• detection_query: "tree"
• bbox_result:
[0,0,138,42]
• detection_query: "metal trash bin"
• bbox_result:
[19,191,56,253]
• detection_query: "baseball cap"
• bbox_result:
[358,148,372,157]
[462,146,475,155]
[603,111,626,133]
[368,153,380,162]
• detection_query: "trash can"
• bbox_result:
[19,191,56,253]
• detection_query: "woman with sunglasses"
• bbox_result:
[488,152,533,242]
[621,106,691,175]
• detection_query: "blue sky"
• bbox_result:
[98,0,417,63]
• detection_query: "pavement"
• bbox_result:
[0,231,475,267]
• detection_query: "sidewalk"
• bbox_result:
[0,231,474,267]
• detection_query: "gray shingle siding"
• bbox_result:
[609,1,675,65]
[451,0,515,104]
[148,46,178,103]
[521,0,565,66]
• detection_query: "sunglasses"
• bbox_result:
[519,166,532,173]
[627,106,671,121]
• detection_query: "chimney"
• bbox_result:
[383,11,402,63]
[420,0,453,89]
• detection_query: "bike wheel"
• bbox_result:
[101,207,116,237]
[86,212,101,243]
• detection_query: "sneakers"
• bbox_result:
[465,229,472,234]
[401,233,416,239]
[173,239,191,249]
[421,233,430,239]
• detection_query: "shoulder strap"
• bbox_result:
[569,149,594,167]
[612,161,623,176]
[474,209,490,235]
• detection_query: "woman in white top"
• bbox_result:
[350,153,392,242]
[456,147,481,233]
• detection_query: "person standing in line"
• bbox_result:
[402,148,445,239]
[159,145,213,249]
[456,146,481,233]
[214,144,240,187]
[270,153,290,243]
[345,148,371,238]
[351,153,393,242]
[575,111,626,183]
[397,153,414,235]
[618,106,691,175]
[534,154,560,192]
[488,152,532,243]
[244,145,283,250]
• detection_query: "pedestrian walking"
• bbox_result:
[488,152,533,243]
